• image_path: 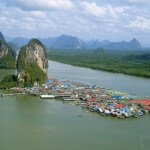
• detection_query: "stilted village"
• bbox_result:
[1,76,150,119]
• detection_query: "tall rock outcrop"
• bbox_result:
[0,39,16,69]
[17,38,48,86]
[0,31,6,42]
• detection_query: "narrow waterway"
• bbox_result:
[0,60,150,150]
[48,60,150,97]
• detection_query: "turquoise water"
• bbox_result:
[0,61,150,150]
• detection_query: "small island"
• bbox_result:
[17,38,48,87]
[0,38,48,88]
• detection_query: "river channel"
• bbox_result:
[0,60,150,150]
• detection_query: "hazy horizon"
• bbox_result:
[0,0,150,46]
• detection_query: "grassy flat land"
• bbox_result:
[47,49,150,78]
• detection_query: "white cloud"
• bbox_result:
[80,1,106,18]
[128,0,150,4]
[114,6,129,13]
[106,5,117,18]
[30,11,46,18]
[23,17,35,22]
[12,0,74,11]
[126,16,150,31]
[0,16,6,22]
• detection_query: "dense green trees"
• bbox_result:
[47,49,150,78]
[0,54,16,69]
[22,62,47,87]
[0,39,16,69]
[0,74,17,89]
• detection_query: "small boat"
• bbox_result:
[104,109,112,115]
[124,112,133,118]
[134,111,144,116]
[40,92,55,98]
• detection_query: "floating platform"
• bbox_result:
[63,97,80,101]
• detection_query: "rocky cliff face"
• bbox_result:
[0,31,5,42]
[17,38,48,86]
[0,39,16,69]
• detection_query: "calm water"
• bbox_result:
[0,61,150,150]
[48,61,150,97]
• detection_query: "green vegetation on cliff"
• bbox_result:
[47,49,150,78]
[0,39,16,69]
[0,54,16,69]
[17,39,47,87]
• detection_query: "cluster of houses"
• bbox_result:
[10,77,150,119]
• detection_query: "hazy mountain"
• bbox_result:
[5,36,14,42]
[38,37,57,48]
[104,38,142,50]
[4,34,143,50]
[6,35,84,49]
[83,39,111,49]
[52,35,83,49]
[10,37,30,47]
[85,40,101,49]
[101,40,111,45]
[7,42,20,51]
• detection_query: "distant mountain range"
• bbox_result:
[5,34,143,50]
[7,37,30,47]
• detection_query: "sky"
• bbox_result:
[0,0,150,45]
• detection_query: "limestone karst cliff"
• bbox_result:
[0,39,16,69]
[0,31,6,42]
[17,38,48,86]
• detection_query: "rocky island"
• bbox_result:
[17,38,48,87]
[0,32,16,69]
[0,38,48,88]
